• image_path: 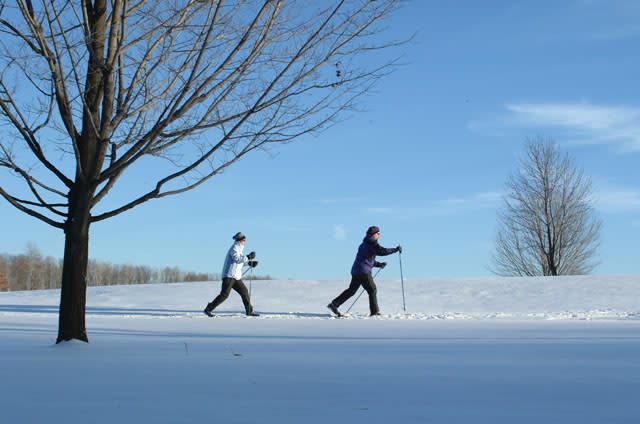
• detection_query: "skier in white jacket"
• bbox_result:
[204,232,259,317]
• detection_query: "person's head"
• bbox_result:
[233,232,246,245]
[366,226,380,241]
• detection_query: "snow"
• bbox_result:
[2,275,640,423]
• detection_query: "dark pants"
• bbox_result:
[331,273,379,315]
[206,277,253,314]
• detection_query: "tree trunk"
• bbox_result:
[57,185,92,343]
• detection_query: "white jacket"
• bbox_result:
[221,241,248,280]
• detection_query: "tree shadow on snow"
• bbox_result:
[0,304,332,319]
[0,304,200,317]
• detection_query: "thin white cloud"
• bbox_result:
[333,225,346,240]
[317,198,345,205]
[364,207,393,215]
[363,191,503,219]
[594,186,640,214]
[316,197,366,205]
[434,191,503,213]
[475,191,504,203]
[503,102,640,152]
[437,198,466,206]
[257,222,314,232]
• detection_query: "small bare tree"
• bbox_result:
[0,256,8,291]
[491,138,602,276]
[0,0,404,342]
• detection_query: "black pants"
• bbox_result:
[206,277,253,314]
[331,273,379,315]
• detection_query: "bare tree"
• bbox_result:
[161,266,182,283]
[42,256,61,289]
[0,254,10,291]
[491,138,602,277]
[0,255,8,292]
[135,265,152,284]
[0,0,404,342]
[9,254,31,291]
[0,272,7,292]
[1,244,228,289]
[25,242,45,289]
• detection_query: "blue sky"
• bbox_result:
[3,0,640,280]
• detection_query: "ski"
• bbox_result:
[204,310,260,318]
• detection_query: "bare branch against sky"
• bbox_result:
[0,0,404,342]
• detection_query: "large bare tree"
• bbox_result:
[0,0,404,342]
[491,139,602,277]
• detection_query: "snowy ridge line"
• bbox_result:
[1,309,640,321]
[1,275,640,321]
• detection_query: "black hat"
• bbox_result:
[233,232,246,241]
[366,226,380,235]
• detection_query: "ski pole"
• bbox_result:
[241,266,253,296]
[249,264,253,298]
[399,250,406,312]
[345,267,383,313]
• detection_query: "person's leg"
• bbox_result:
[331,275,362,308]
[205,277,235,312]
[232,279,255,315]
[361,273,379,315]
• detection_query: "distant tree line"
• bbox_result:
[0,244,271,292]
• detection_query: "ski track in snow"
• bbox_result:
[2,310,639,320]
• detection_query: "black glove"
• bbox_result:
[247,260,258,268]
[377,262,387,269]
[396,245,402,254]
[247,251,256,260]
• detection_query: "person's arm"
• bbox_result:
[375,243,399,256]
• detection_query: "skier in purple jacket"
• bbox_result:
[328,226,401,317]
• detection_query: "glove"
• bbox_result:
[247,251,256,260]
[377,262,387,269]
[396,245,402,253]
[248,260,258,268]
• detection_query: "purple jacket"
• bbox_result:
[351,234,397,276]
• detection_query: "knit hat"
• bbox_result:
[366,226,380,235]
[232,232,246,241]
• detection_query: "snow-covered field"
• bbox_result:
[2,275,640,423]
